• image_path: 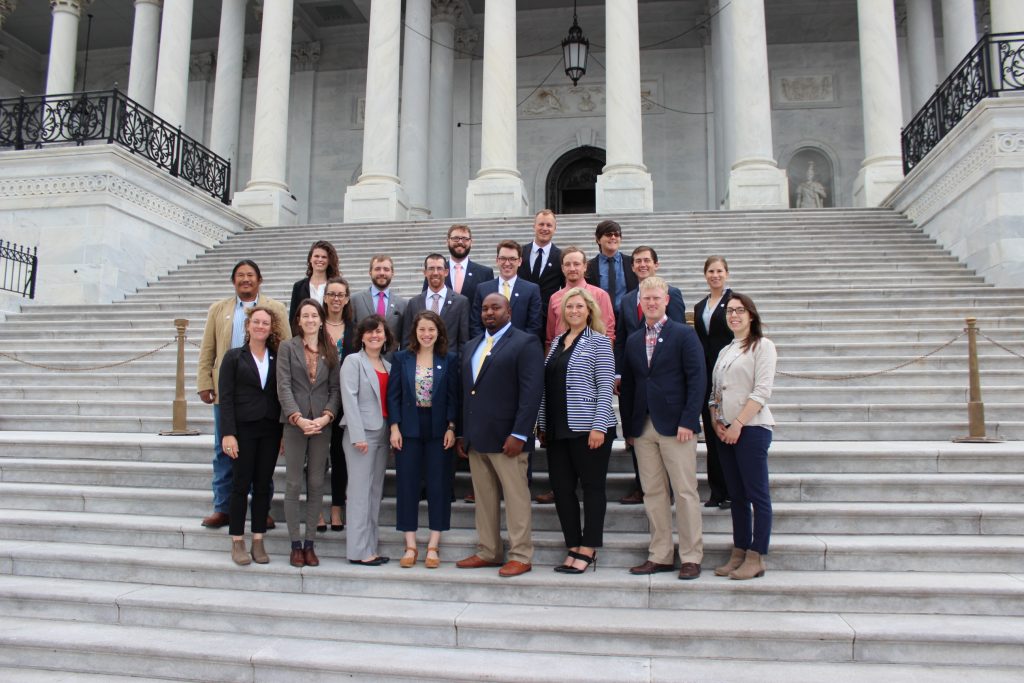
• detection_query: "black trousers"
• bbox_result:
[548,431,614,548]
[228,419,283,536]
[329,418,348,507]
[701,405,729,502]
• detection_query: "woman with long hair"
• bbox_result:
[323,276,357,532]
[288,240,340,326]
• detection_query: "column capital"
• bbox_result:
[49,0,91,16]
[432,0,465,25]
[455,27,478,55]
[291,40,320,72]
[189,51,216,82]
[133,0,163,7]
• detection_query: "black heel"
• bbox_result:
[556,550,596,574]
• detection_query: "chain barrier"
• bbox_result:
[776,331,967,381]
[0,341,175,372]
[977,331,1024,361]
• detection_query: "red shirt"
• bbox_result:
[376,369,389,419]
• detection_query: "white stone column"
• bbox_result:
[185,51,213,141]
[905,0,939,110]
[232,0,299,226]
[724,0,788,209]
[595,0,653,213]
[127,0,162,109]
[45,0,91,95]
[427,2,461,218]
[854,0,905,206]
[398,0,432,218]
[288,42,320,225]
[153,0,193,128]
[209,0,247,171]
[450,27,476,217]
[941,0,977,72]
[990,0,1024,33]
[344,0,409,222]
[465,0,528,218]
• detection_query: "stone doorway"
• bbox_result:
[545,146,606,214]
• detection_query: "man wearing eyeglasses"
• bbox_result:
[404,253,470,356]
[470,240,543,340]
[437,224,494,305]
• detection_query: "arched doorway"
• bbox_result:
[545,146,606,214]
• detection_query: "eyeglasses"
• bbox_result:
[324,292,348,299]
[496,256,520,263]
[603,232,622,238]
[725,307,747,316]
[449,236,471,243]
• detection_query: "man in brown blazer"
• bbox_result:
[196,259,290,528]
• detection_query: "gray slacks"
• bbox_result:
[344,425,389,560]
[282,423,331,543]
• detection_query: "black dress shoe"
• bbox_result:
[316,523,327,532]
[349,555,390,566]
[331,524,344,531]
[718,499,732,510]
[704,498,721,508]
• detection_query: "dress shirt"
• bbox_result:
[598,252,627,311]
[426,286,448,313]
[529,243,552,275]
[371,286,391,314]
[252,348,270,389]
[499,276,518,298]
[309,281,326,304]
[231,298,257,348]
[645,315,668,366]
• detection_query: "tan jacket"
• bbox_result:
[711,337,777,429]
[196,293,290,403]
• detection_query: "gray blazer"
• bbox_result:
[351,288,408,348]
[401,288,470,356]
[276,336,341,424]
[340,350,393,444]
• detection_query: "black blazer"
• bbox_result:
[423,259,495,306]
[218,345,282,436]
[402,289,471,357]
[585,254,638,305]
[518,242,564,313]
[613,285,686,373]
[289,278,315,327]
[694,289,734,367]
[387,350,460,440]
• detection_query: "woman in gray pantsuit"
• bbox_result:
[278,299,340,569]
[341,314,394,566]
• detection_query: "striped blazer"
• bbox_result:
[537,327,617,434]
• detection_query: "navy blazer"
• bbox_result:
[423,259,495,305]
[218,345,281,436]
[387,349,460,440]
[585,254,639,305]
[470,278,543,340]
[614,285,686,373]
[460,326,544,453]
[619,318,706,439]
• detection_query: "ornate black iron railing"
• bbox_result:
[902,32,1024,174]
[0,241,37,299]
[0,88,231,204]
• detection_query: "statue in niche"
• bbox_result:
[522,88,565,116]
[795,162,828,209]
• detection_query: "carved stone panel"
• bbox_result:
[518,79,661,120]
[771,70,839,109]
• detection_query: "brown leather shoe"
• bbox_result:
[265,515,276,530]
[618,489,644,505]
[498,560,532,577]
[455,554,503,569]
[678,562,702,580]
[303,546,320,567]
[533,490,556,504]
[289,548,305,568]
[629,560,675,575]
[202,511,229,528]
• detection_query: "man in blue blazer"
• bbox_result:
[619,276,706,581]
[470,240,543,339]
[425,224,494,305]
[455,293,544,577]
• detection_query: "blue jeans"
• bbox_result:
[717,425,773,555]
[213,404,274,514]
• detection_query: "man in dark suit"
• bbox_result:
[404,253,470,356]
[439,223,494,304]
[351,254,408,350]
[614,245,687,505]
[455,293,544,577]
[585,219,638,315]
[517,209,564,334]
[619,276,706,581]
[470,240,543,339]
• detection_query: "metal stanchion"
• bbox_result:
[953,317,1002,443]
[160,318,200,436]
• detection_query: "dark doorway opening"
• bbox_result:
[545,146,606,214]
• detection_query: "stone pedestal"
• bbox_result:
[853,159,904,207]
[464,175,528,218]
[232,187,299,226]
[727,162,790,210]
[596,168,654,213]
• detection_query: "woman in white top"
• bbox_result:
[709,292,777,580]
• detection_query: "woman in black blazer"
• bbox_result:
[288,240,339,330]
[693,255,733,509]
[219,306,284,566]
[323,276,358,532]
[537,288,617,574]
[387,310,459,569]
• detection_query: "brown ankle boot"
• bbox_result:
[714,547,746,576]
[250,538,269,564]
[729,550,765,580]
[231,539,251,566]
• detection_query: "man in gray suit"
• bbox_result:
[403,253,470,356]
[351,254,408,350]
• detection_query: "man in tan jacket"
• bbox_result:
[197,259,290,528]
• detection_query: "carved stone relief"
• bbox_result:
[771,71,839,109]
[518,80,661,120]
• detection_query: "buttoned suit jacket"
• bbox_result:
[276,336,341,425]
[218,344,282,436]
[402,289,470,357]
[518,242,565,314]
[423,259,495,305]
[619,318,706,439]
[613,285,686,373]
[386,349,460,439]
[351,288,408,349]
[339,350,393,444]
[470,278,543,340]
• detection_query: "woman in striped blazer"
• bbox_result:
[537,287,617,574]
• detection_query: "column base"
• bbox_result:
[853,159,904,207]
[408,204,432,220]
[465,175,530,218]
[727,163,790,210]
[595,170,654,214]
[231,187,299,226]
[343,180,411,223]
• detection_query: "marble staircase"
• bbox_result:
[0,208,1022,680]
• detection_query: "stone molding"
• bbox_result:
[432,0,464,24]
[455,27,478,56]
[292,41,321,73]
[0,173,231,242]
[189,51,216,82]
[49,0,91,14]
[900,133,996,225]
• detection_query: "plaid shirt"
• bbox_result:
[645,315,667,366]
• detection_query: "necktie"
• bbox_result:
[637,299,643,322]
[431,293,441,314]
[453,262,464,294]
[376,291,386,316]
[606,256,617,309]
[474,334,493,380]
[531,248,543,280]
[502,280,511,300]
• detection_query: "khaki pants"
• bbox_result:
[468,448,534,564]
[634,417,703,564]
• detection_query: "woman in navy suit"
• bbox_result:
[388,310,459,569]
[537,288,617,574]
[219,306,283,566]
[694,255,733,509]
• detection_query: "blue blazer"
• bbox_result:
[386,349,459,440]
[470,278,543,339]
[614,285,686,373]
[537,327,617,435]
[460,326,544,453]
[619,318,706,439]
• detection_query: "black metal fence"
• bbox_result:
[0,88,231,204]
[902,32,1024,174]
[0,241,37,299]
